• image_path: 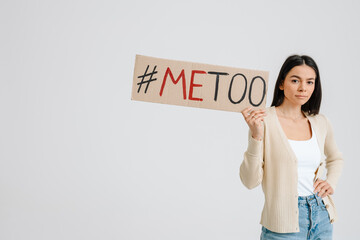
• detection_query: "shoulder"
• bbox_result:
[307,112,330,125]
[262,106,277,126]
[307,112,334,135]
[264,106,277,120]
[264,106,275,115]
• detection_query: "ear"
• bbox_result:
[279,82,284,90]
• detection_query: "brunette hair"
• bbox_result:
[271,55,322,115]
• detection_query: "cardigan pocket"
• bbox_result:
[319,200,327,210]
[322,195,337,224]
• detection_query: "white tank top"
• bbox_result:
[288,124,321,196]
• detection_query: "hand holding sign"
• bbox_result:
[241,107,266,141]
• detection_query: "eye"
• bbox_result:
[307,81,314,85]
[291,79,299,83]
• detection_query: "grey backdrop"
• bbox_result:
[0,0,358,239]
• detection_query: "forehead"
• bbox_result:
[287,65,316,79]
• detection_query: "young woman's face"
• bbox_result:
[280,64,316,106]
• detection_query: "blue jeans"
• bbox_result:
[260,193,333,240]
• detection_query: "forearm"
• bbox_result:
[324,116,344,191]
[239,131,264,189]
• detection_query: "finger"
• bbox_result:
[319,185,330,197]
[246,112,258,123]
[325,187,334,196]
[327,184,334,194]
[246,110,267,125]
[251,109,266,115]
[253,113,267,119]
[241,107,252,116]
[320,186,331,198]
[320,190,327,198]
[248,109,265,120]
[249,114,263,124]
[324,181,334,190]
[318,181,335,197]
[315,183,326,194]
[314,181,326,193]
[241,107,252,119]
[254,119,264,126]
[242,113,251,123]
[242,108,254,120]
[255,117,266,122]
[313,179,324,189]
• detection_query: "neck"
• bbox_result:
[276,100,305,120]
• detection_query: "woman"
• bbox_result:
[239,55,343,239]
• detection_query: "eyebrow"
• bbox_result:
[289,75,315,81]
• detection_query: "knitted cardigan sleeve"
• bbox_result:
[323,115,344,191]
[239,129,264,189]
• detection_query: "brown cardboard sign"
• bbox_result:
[131,55,269,113]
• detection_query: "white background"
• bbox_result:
[0,0,359,239]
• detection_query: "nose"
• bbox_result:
[298,82,307,92]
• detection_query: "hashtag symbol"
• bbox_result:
[137,65,158,94]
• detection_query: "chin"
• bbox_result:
[290,99,309,106]
[285,96,310,105]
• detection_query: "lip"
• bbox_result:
[295,95,307,98]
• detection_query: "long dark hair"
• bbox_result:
[271,55,322,115]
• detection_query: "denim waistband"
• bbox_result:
[298,193,323,206]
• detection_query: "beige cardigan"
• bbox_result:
[239,106,344,233]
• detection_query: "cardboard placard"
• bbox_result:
[131,55,269,113]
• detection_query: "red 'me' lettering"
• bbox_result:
[189,70,206,101]
[159,67,187,99]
